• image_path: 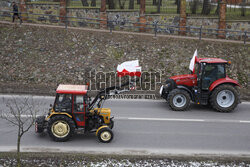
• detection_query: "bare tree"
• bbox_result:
[202,0,211,15]
[129,0,134,9]
[81,0,89,6]
[157,0,162,13]
[108,0,115,9]
[0,96,38,167]
[191,0,198,14]
[91,0,96,6]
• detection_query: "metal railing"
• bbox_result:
[0,10,249,44]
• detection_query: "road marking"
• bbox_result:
[128,117,205,122]
[2,115,250,124]
[116,117,250,124]
[239,120,250,123]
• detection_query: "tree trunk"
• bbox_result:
[129,0,134,9]
[177,0,181,14]
[157,0,162,13]
[108,0,115,9]
[191,0,198,14]
[153,0,157,5]
[91,0,96,6]
[17,130,21,167]
[241,0,246,16]
[81,0,89,6]
[215,0,221,15]
[202,0,211,15]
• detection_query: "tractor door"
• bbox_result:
[72,95,86,127]
[201,64,226,90]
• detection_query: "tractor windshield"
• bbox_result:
[202,64,225,90]
[54,94,72,112]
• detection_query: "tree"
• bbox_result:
[157,0,162,13]
[191,0,198,14]
[118,0,127,9]
[176,0,181,14]
[129,0,134,9]
[215,0,221,15]
[81,0,89,6]
[91,0,96,6]
[0,97,38,167]
[108,0,115,9]
[241,0,246,16]
[202,0,211,15]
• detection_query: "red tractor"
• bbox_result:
[160,57,240,112]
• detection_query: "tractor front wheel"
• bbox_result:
[210,85,239,112]
[47,115,75,142]
[167,89,191,111]
[97,127,113,143]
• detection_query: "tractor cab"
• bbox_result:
[52,85,88,127]
[195,58,228,91]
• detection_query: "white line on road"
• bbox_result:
[128,117,204,122]
[2,115,250,124]
[116,117,250,124]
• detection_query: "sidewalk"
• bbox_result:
[0,20,249,45]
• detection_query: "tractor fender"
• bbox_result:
[46,112,72,120]
[177,85,194,101]
[209,77,240,91]
[96,125,108,136]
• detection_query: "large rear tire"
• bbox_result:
[47,115,75,142]
[167,89,191,111]
[35,116,45,133]
[97,127,113,143]
[210,85,239,112]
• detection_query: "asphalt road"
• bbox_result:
[0,95,250,156]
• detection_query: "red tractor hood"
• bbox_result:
[170,74,197,87]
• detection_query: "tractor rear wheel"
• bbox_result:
[47,115,75,142]
[167,89,191,111]
[35,116,45,133]
[210,85,239,112]
[97,127,113,143]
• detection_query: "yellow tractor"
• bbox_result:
[35,82,132,142]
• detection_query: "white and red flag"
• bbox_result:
[117,60,141,77]
[189,49,198,73]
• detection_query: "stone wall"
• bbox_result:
[0,2,249,36]
[107,10,139,31]
[26,3,60,25]
[67,7,99,28]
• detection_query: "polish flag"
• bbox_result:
[189,49,198,73]
[117,60,141,77]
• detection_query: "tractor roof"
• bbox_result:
[197,58,228,64]
[56,84,88,95]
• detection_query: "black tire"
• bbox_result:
[108,119,114,129]
[167,89,191,111]
[35,116,45,133]
[210,85,239,112]
[47,115,75,142]
[97,127,113,143]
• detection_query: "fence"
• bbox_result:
[25,0,250,19]
[0,10,249,44]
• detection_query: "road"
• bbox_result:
[0,95,250,156]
